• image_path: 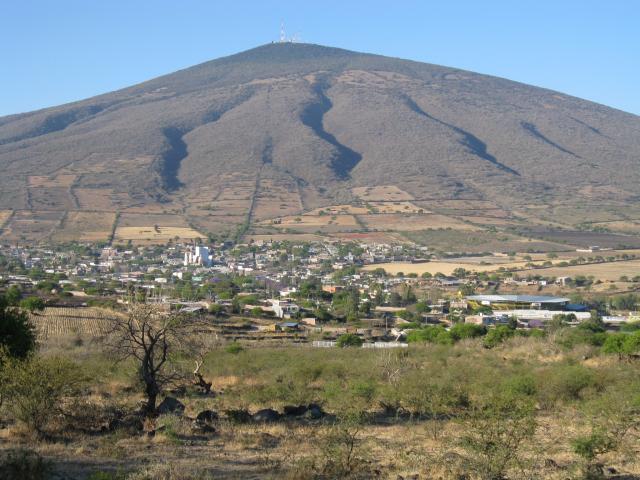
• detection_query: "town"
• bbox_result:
[2,238,639,350]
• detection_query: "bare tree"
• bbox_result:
[103,303,195,416]
[193,357,213,395]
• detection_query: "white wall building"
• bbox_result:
[184,246,211,266]
[270,299,300,319]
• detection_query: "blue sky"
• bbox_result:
[1,0,638,116]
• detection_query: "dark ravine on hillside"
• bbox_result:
[0,42,639,223]
[300,82,363,178]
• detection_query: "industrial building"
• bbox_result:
[466,295,571,311]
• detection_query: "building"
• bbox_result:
[465,313,511,326]
[184,246,211,266]
[465,294,591,323]
[466,295,571,311]
[270,299,300,319]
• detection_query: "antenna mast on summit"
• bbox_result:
[280,22,286,43]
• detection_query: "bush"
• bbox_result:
[0,356,87,436]
[458,394,536,480]
[450,323,486,341]
[406,326,453,345]
[602,331,640,357]
[207,303,223,316]
[336,334,363,348]
[483,326,515,348]
[0,449,51,480]
[18,297,45,313]
[0,298,36,360]
[225,342,244,354]
[540,365,599,405]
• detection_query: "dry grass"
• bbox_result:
[27,174,77,188]
[363,260,528,276]
[524,258,640,282]
[359,213,478,232]
[0,210,64,242]
[114,226,205,243]
[74,188,117,210]
[29,187,74,210]
[0,210,12,228]
[52,211,116,242]
[352,185,414,201]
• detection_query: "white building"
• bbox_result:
[184,246,211,266]
[270,299,300,319]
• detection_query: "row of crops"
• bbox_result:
[29,307,121,340]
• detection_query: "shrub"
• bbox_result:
[18,297,45,313]
[540,365,598,405]
[406,326,453,345]
[483,326,515,348]
[0,449,51,480]
[336,333,363,348]
[458,394,536,480]
[225,342,244,354]
[502,374,537,397]
[450,323,486,341]
[0,298,36,360]
[0,355,87,436]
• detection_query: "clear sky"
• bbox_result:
[1,0,638,116]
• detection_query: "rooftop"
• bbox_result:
[466,295,570,304]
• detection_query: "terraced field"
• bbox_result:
[29,307,123,339]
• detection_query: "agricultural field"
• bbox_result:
[263,214,360,234]
[363,259,529,276]
[524,228,640,249]
[352,185,414,201]
[365,201,425,214]
[27,174,76,188]
[114,226,205,244]
[74,188,117,210]
[28,307,121,340]
[251,178,302,220]
[28,187,74,210]
[525,258,640,282]
[0,210,12,229]
[51,211,116,243]
[404,229,572,254]
[307,204,371,215]
[359,213,477,231]
[333,231,409,243]
[248,233,327,243]
[0,210,64,243]
[588,220,640,235]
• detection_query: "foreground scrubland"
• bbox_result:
[1,330,640,480]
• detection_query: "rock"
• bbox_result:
[113,414,144,434]
[157,396,185,415]
[225,408,252,423]
[252,408,281,423]
[192,423,216,434]
[283,405,308,416]
[195,410,219,425]
[305,403,325,419]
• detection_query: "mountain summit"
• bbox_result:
[1,43,639,244]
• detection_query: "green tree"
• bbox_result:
[0,298,36,360]
[336,333,364,348]
[4,286,22,306]
[18,297,45,313]
[483,325,515,348]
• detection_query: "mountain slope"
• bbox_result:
[1,43,639,244]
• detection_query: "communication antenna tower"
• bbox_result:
[280,22,286,43]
